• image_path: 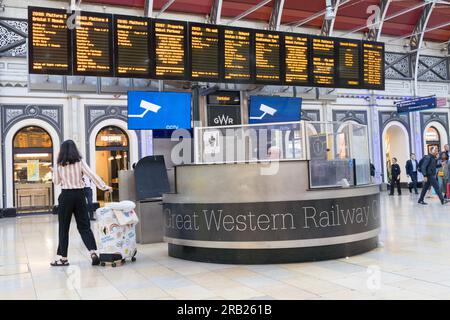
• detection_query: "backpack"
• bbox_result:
[418,156,426,173]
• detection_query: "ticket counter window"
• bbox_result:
[13,126,53,214]
[95,126,129,203]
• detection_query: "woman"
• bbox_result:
[50,140,112,266]
[439,153,449,198]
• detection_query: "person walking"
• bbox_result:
[389,158,401,196]
[405,153,419,194]
[82,175,95,221]
[439,153,450,198]
[418,146,449,205]
[50,140,112,267]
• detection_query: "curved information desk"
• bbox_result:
[163,160,380,264]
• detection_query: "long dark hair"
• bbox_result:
[57,140,82,166]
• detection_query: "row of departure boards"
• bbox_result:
[28,6,385,90]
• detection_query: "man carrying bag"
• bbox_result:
[418,146,449,205]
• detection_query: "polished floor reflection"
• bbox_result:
[2,192,450,300]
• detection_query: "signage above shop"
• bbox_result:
[28,6,385,90]
[127,91,192,130]
[396,95,437,114]
[248,96,302,124]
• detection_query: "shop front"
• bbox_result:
[95,126,130,203]
[12,126,53,214]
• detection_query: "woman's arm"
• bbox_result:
[80,160,109,191]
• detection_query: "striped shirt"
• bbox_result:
[53,160,108,190]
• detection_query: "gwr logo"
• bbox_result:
[213,115,235,125]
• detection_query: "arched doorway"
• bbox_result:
[95,126,129,203]
[423,123,448,155]
[382,122,410,183]
[13,126,53,214]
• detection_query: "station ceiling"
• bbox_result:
[82,0,450,43]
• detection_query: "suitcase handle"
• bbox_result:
[104,190,113,203]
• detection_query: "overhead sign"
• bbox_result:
[249,96,302,124]
[396,96,437,114]
[127,91,192,130]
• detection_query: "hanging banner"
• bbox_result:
[396,96,437,114]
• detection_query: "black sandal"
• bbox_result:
[91,253,100,266]
[50,259,69,267]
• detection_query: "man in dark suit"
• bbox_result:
[418,146,449,205]
[390,157,401,196]
[405,153,419,194]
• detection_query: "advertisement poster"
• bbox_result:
[27,160,40,181]
[203,131,220,155]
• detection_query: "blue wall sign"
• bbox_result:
[396,96,437,114]
[127,91,192,130]
[249,96,302,124]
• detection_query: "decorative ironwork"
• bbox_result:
[417,55,448,82]
[0,18,27,57]
[332,110,367,125]
[385,52,411,79]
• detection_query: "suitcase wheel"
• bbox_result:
[101,262,106,267]
[112,262,117,267]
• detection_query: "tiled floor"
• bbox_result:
[3,192,450,299]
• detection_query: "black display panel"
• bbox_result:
[283,33,309,86]
[311,36,337,87]
[28,7,72,75]
[221,26,252,83]
[189,23,220,81]
[207,91,241,105]
[73,11,113,76]
[337,39,361,88]
[152,19,188,80]
[113,15,151,78]
[362,41,385,90]
[254,31,282,84]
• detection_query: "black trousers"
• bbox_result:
[409,172,418,193]
[84,187,94,219]
[57,189,97,257]
[390,177,401,195]
[419,176,444,203]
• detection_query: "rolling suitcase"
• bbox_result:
[95,192,138,267]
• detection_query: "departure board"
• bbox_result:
[222,27,252,83]
[363,41,385,90]
[73,12,113,76]
[254,32,281,83]
[28,7,71,74]
[153,20,188,79]
[114,15,150,78]
[337,39,361,88]
[190,23,220,81]
[284,34,309,85]
[311,37,336,87]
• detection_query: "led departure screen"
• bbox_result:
[153,20,187,79]
[223,27,252,82]
[311,37,336,87]
[363,41,385,90]
[114,15,150,78]
[28,7,71,74]
[284,34,309,85]
[337,39,361,88]
[73,12,113,76]
[254,32,281,83]
[190,23,220,81]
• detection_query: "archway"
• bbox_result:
[382,122,410,183]
[12,126,53,214]
[423,122,448,155]
[95,126,130,203]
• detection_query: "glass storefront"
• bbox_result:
[95,126,129,203]
[425,126,440,154]
[13,126,53,213]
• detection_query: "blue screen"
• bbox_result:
[249,96,302,124]
[127,91,192,130]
